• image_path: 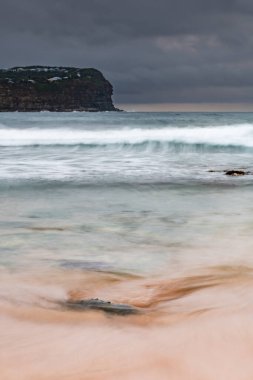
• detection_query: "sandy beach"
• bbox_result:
[1,265,253,379]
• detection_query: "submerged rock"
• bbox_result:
[65,298,140,316]
[225,170,249,176]
[208,169,250,176]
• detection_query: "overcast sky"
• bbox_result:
[1,0,253,108]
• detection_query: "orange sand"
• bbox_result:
[1,266,253,379]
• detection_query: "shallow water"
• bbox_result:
[1,112,253,379]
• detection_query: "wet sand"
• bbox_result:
[1,265,253,380]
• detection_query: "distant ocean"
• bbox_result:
[1,111,253,380]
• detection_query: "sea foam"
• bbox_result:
[0,124,253,147]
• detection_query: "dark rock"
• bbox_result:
[208,169,251,176]
[0,66,119,112]
[65,298,140,316]
[225,170,248,176]
[208,169,226,173]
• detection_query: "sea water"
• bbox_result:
[1,112,253,380]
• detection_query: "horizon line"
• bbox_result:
[116,102,253,112]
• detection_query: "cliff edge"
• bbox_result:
[0,66,118,112]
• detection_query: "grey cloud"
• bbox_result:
[1,0,253,104]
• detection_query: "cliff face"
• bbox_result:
[0,66,118,112]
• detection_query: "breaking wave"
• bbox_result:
[0,124,253,148]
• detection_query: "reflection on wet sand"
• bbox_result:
[1,265,253,379]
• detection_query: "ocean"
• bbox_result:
[1,111,253,380]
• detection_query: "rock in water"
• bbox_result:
[0,66,118,112]
[65,298,140,316]
[225,170,248,176]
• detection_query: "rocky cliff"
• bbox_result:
[0,66,118,112]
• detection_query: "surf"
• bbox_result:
[0,123,253,148]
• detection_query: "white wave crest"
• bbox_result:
[0,124,253,147]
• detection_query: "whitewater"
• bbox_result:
[0,124,253,147]
[0,111,253,183]
[1,111,253,380]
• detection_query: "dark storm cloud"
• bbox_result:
[1,0,253,104]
